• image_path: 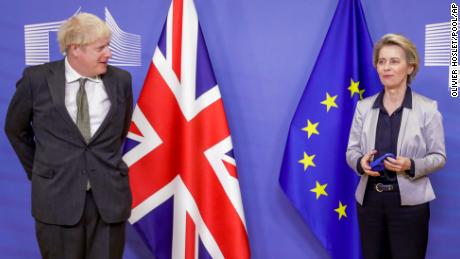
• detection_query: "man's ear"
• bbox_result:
[67,44,80,58]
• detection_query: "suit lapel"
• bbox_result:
[46,60,83,134]
[397,104,411,156]
[47,61,119,144]
[367,107,379,152]
[89,67,117,143]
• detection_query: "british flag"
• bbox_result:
[122,0,250,258]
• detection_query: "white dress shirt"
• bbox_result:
[64,57,111,138]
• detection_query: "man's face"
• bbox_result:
[71,37,112,77]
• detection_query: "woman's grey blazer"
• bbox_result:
[346,90,446,206]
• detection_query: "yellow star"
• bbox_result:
[348,79,360,98]
[301,120,319,139]
[310,181,328,199]
[359,89,365,100]
[298,152,316,171]
[334,201,348,220]
[320,92,338,112]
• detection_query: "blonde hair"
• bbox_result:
[57,13,111,54]
[373,33,420,85]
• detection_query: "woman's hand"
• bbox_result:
[383,156,411,173]
[360,150,380,177]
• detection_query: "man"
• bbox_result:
[5,13,133,259]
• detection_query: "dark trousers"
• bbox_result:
[35,191,126,259]
[357,185,430,259]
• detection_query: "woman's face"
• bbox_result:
[376,45,414,90]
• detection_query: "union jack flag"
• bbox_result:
[122,0,250,258]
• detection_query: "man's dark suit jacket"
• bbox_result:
[5,59,133,226]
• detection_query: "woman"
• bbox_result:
[346,34,446,259]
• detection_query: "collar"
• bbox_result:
[372,86,412,110]
[65,57,101,84]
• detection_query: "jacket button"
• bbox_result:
[81,170,86,175]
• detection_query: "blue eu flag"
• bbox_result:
[279,0,381,258]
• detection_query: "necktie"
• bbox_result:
[76,78,91,143]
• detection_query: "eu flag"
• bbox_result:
[279,0,381,258]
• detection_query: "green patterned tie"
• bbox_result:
[76,78,91,143]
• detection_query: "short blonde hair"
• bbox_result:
[57,13,111,54]
[373,33,420,85]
